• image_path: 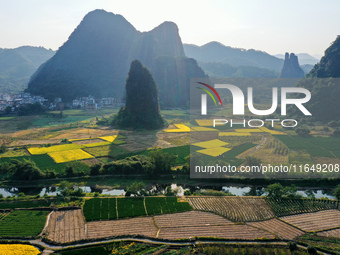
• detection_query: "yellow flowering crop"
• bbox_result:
[82,142,111,148]
[48,149,94,163]
[0,244,40,255]
[197,147,231,157]
[193,139,229,149]
[28,144,83,155]
[195,119,215,126]
[164,124,190,133]
[191,127,217,132]
[99,135,117,142]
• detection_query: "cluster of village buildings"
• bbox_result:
[0,93,123,112]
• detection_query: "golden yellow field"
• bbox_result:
[0,244,40,255]
[195,119,214,126]
[164,124,190,133]
[99,135,117,142]
[28,144,83,155]
[82,142,111,148]
[191,127,217,132]
[193,139,228,148]
[48,149,94,163]
[219,132,251,136]
[197,147,231,157]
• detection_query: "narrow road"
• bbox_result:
[27,237,334,255]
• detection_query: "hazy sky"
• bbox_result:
[1,0,339,56]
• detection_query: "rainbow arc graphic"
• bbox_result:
[197,82,222,115]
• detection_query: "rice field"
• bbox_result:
[48,149,94,163]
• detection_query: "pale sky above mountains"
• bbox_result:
[0,0,339,56]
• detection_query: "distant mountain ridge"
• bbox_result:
[184,41,284,72]
[275,53,319,65]
[0,46,55,93]
[26,9,205,107]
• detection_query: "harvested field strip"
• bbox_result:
[266,197,339,216]
[154,211,232,228]
[280,210,340,232]
[46,209,86,243]
[317,228,340,238]
[186,196,275,222]
[86,217,157,240]
[157,224,276,240]
[248,218,305,240]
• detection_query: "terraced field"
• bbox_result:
[317,228,340,238]
[266,197,339,216]
[86,217,157,239]
[280,210,340,232]
[157,224,276,240]
[187,196,275,222]
[248,218,305,240]
[46,209,86,243]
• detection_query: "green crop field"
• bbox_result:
[0,210,49,238]
[145,197,192,215]
[223,143,256,159]
[117,197,146,218]
[83,198,117,221]
[275,135,340,158]
[0,199,53,209]
[266,197,339,216]
[83,197,192,221]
